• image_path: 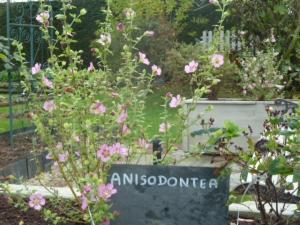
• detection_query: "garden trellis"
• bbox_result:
[0,0,54,145]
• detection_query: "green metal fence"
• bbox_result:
[0,0,53,146]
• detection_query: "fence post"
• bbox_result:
[6,0,14,147]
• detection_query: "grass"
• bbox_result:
[0,104,32,133]
[0,84,191,140]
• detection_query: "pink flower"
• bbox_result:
[184,60,198,74]
[165,92,173,98]
[138,138,150,150]
[45,153,52,160]
[56,142,63,150]
[90,101,106,115]
[28,193,46,211]
[98,33,111,46]
[211,54,224,68]
[81,195,88,211]
[32,63,42,75]
[111,143,128,157]
[97,144,113,162]
[138,52,150,65]
[124,8,135,19]
[87,62,95,72]
[159,122,171,133]
[209,0,218,4]
[51,162,61,176]
[144,31,155,37]
[83,185,92,194]
[151,65,162,76]
[42,77,54,89]
[98,183,117,201]
[111,92,120,98]
[36,11,50,24]
[58,153,68,163]
[117,111,128,123]
[116,23,125,32]
[169,95,181,108]
[122,124,131,135]
[102,219,110,225]
[73,135,80,143]
[43,100,56,112]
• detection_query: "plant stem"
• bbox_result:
[255,182,268,225]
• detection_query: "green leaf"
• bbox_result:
[224,121,242,138]
[0,53,7,60]
[269,157,293,175]
[241,169,248,181]
[293,165,300,182]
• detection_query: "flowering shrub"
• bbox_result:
[9,0,191,224]
[238,47,285,100]
[180,0,234,99]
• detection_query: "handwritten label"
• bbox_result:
[110,165,229,225]
[111,172,218,189]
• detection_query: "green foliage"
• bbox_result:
[203,105,300,224]
[237,46,285,100]
[231,0,300,95]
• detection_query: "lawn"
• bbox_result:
[0,85,191,142]
[0,103,32,133]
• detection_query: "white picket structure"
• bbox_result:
[201,30,242,51]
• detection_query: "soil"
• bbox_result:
[0,195,299,225]
[0,132,42,169]
[0,195,85,225]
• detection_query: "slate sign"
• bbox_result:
[109,164,229,225]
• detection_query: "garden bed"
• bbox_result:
[0,195,83,225]
[0,132,41,169]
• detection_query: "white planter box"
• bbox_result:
[182,99,290,152]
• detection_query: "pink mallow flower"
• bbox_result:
[42,77,54,89]
[124,8,135,19]
[90,101,106,115]
[209,0,218,4]
[111,142,128,157]
[32,63,42,75]
[116,23,125,32]
[28,193,46,211]
[117,111,128,123]
[87,62,95,72]
[83,185,92,194]
[97,144,113,162]
[159,122,171,133]
[45,153,52,160]
[102,219,110,225]
[81,195,88,211]
[151,65,162,76]
[122,124,131,135]
[211,54,224,68]
[98,183,117,201]
[169,95,182,108]
[138,52,150,65]
[58,153,68,163]
[43,100,56,112]
[138,138,151,150]
[36,11,50,24]
[184,60,198,74]
[73,135,80,143]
